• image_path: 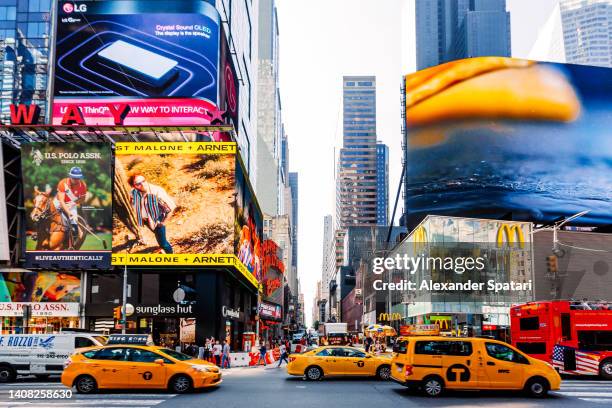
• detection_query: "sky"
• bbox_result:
[276,0,559,327]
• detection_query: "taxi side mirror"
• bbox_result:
[154,358,165,365]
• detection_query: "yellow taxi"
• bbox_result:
[287,345,392,380]
[62,340,221,394]
[390,336,561,398]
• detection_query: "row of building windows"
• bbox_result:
[344,81,374,87]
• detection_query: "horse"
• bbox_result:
[30,186,85,250]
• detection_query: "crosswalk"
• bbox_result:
[0,381,176,408]
[552,380,612,405]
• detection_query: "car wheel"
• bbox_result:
[377,365,391,381]
[600,359,612,380]
[524,377,549,398]
[75,375,98,394]
[170,375,193,394]
[422,376,444,397]
[0,365,16,383]
[305,366,323,381]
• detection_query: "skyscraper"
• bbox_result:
[376,142,388,226]
[560,0,612,68]
[256,0,283,215]
[289,172,298,268]
[0,0,51,122]
[336,76,378,228]
[415,0,511,70]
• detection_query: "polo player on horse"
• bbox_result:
[54,167,88,249]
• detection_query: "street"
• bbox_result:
[0,369,610,407]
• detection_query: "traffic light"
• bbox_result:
[113,306,122,320]
[546,255,558,274]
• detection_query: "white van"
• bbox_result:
[0,333,106,382]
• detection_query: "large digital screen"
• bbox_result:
[0,272,80,302]
[53,0,220,125]
[111,142,260,288]
[404,57,612,228]
[21,143,112,268]
[235,160,264,282]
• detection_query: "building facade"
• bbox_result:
[216,0,259,181]
[376,142,388,226]
[320,215,334,321]
[0,0,51,122]
[256,0,282,215]
[559,0,612,68]
[415,0,511,70]
[288,172,298,271]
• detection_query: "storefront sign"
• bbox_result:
[259,301,282,322]
[428,315,452,330]
[222,306,242,320]
[0,302,79,317]
[134,304,194,316]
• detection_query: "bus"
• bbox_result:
[510,300,612,379]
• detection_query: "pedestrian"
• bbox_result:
[203,338,211,361]
[221,340,231,369]
[277,342,289,367]
[198,343,205,360]
[213,340,222,366]
[365,336,373,353]
[257,342,267,366]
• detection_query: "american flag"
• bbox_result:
[552,345,601,375]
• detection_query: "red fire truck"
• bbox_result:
[510,301,612,379]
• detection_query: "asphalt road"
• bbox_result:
[0,369,610,407]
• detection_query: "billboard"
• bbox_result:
[0,271,81,303]
[21,143,112,268]
[218,26,240,132]
[235,160,264,283]
[259,300,282,322]
[112,142,261,287]
[404,57,612,228]
[53,0,221,125]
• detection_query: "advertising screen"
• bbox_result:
[112,142,235,261]
[235,160,264,282]
[259,300,282,322]
[53,0,221,125]
[0,271,80,302]
[21,143,112,268]
[404,57,612,228]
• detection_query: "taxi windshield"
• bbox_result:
[158,348,193,361]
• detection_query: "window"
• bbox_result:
[127,348,169,363]
[93,348,127,361]
[345,349,366,358]
[81,350,98,359]
[561,313,571,340]
[75,337,96,348]
[519,316,539,331]
[330,348,347,357]
[485,343,529,364]
[316,348,331,356]
[515,342,547,355]
[0,6,16,20]
[159,348,193,361]
[414,341,472,356]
